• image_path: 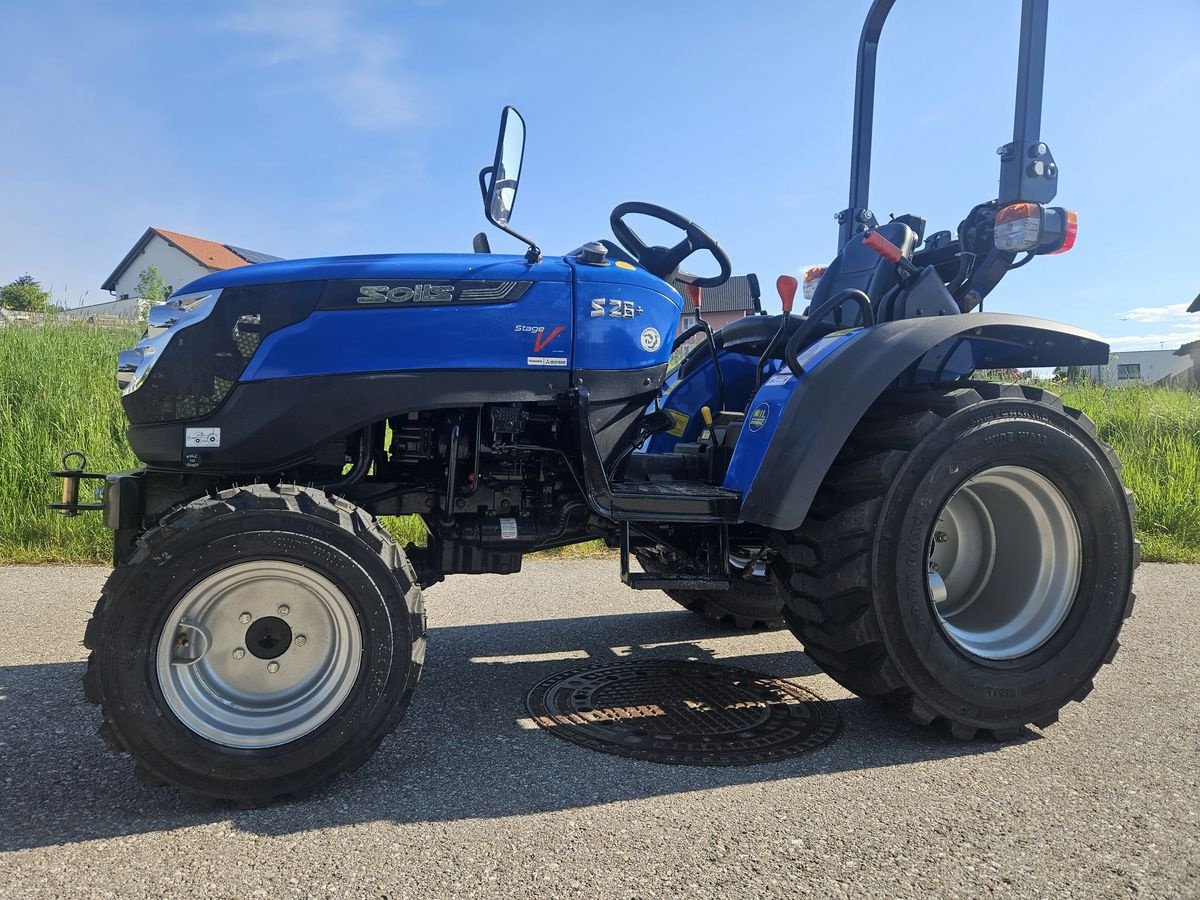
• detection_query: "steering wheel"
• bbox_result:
[609,201,733,288]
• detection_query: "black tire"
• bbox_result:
[83,484,426,804]
[774,382,1137,739]
[635,550,787,631]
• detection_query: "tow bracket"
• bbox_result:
[48,451,106,517]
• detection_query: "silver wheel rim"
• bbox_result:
[729,547,771,583]
[156,560,363,749]
[927,465,1081,660]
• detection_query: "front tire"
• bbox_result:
[775,383,1136,739]
[83,484,426,804]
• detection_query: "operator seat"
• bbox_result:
[807,220,917,327]
[704,220,918,363]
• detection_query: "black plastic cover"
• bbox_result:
[122,282,323,425]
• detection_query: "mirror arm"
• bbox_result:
[481,167,541,264]
[486,215,542,264]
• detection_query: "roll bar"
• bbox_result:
[836,0,1059,250]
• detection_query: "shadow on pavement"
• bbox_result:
[0,609,1031,851]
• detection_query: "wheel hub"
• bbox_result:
[155,560,363,749]
[245,615,292,660]
[927,465,1081,660]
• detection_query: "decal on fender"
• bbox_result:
[748,403,770,432]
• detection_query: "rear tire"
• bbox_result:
[83,484,426,804]
[774,383,1136,738]
[635,550,786,631]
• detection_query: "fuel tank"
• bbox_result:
[120,250,682,469]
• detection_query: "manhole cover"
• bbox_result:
[526,659,840,765]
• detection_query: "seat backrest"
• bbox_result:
[808,221,916,327]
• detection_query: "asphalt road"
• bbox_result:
[0,561,1196,899]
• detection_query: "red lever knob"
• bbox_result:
[862,229,904,263]
[776,275,799,314]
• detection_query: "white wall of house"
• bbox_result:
[110,235,213,300]
[1090,349,1194,387]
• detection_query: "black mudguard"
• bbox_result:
[739,313,1108,531]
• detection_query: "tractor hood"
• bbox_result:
[177,252,571,294]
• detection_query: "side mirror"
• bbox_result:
[484,106,525,227]
[478,106,540,263]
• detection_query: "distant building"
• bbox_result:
[1174,341,1200,388]
[1089,349,1195,387]
[672,274,762,336]
[60,227,280,320]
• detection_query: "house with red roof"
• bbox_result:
[62,228,279,319]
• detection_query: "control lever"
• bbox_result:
[754,275,798,390]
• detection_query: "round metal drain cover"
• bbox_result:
[526,659,840,766]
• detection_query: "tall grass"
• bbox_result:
[1058,383,1200,563]
[0,323,142,561]
[1,322,1197,563]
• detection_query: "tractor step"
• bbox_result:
[605,479,741,521]
[575,387,741,524]
[622,572,730,591]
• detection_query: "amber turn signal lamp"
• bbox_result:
[801,266,826,301]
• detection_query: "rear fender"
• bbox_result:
[723,313,1109,531]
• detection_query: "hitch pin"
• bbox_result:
[58,451,87,518]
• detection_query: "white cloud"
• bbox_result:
[1119,302,1194,323]
[1102,328,1200,351]
[221,4,419,131]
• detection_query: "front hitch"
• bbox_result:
[48,451,106,517]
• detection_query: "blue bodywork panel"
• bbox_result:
[242,280,575,380]
[571,264,681,373]
[177,253,686,382]
[723,331,862,496]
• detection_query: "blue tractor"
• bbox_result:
[58,0,1135,804]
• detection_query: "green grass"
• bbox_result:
[1,322,1197,563]
[0,322,142,562]
[1057,382,1200,563]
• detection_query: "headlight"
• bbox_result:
[118,290,221,395]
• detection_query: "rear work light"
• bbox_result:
[994,203,1078,255]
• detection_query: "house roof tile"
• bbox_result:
[101,227,280,293]
[671,274,761,313]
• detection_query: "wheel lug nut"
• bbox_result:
[277,604,290,616]
[267,662,280,674]
[295,635,307,647]
[233,647,246,660]
[239,612,252,624]
[935,531,949,543]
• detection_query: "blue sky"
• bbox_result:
[2,1,1197,350]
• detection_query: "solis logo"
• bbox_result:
[515,324,565,352]
[357,284,454,304]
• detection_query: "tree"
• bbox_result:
[0,274,51,312]
[135,264,169,320]
[136,265,168,303]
